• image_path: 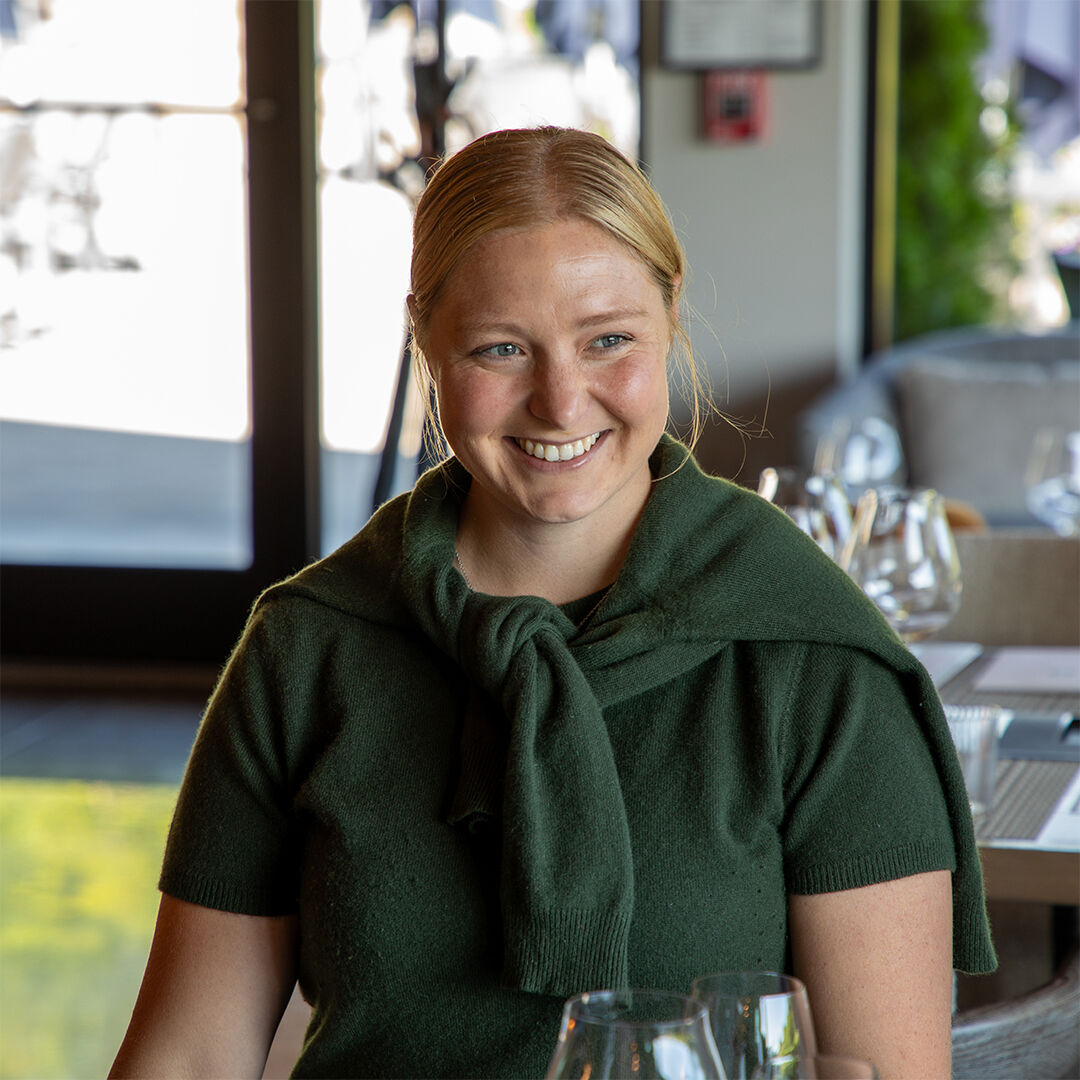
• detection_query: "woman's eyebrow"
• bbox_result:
[454,319,525,336]
[576,307,652,327]
[455,308,651,335]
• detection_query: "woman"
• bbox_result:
[111,127,994,1080]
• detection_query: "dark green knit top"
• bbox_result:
[160,436,994,1079]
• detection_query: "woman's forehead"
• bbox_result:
[450,218,652,282]
[437,222,656,305]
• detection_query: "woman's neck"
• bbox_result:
[454,489,647,604]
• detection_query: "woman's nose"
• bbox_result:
[528,356,587,430]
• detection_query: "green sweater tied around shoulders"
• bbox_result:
[351,434,995,996]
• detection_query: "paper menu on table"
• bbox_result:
[908,641,983,689]
[972,648,1080,694]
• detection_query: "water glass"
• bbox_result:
[545,988,725,1080]
[944,704,1002,824]
[758,468,853,561]
[689,972,816,1080]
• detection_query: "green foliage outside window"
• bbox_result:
[895,0,1018,342]
[0,779,176,1079]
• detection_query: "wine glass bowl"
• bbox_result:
[545,988,725,1080]
[753,1053,880,1079]
[758,468,853,561]
[812,416,905,499]
[840,486,962,643]
[1025,427,1080,536]
[689,972,816,1080]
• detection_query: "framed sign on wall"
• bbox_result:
[661,0,822,71]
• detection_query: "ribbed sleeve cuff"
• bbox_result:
[502,907,633,997]
[786,837,957,896]
[159,867,298,918]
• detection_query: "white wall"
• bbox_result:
[642,0,868,424]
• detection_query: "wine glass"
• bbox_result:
[1024,427,1080,536]
[754,1053,880,1079]
[839,486,962,643]
[688,972,816,1080]
[757,468,853,562]
[545,988,726,1080]
[813,416,905,500]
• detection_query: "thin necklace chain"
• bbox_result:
[453,548,475,590]
[454,549,612,629]
[576,585,613,629]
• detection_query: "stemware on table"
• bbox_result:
[839,486,962,643]
[757,468,853,562]
[688,972,816,1080]
[1024,427,1080,536]
[812,417,906,500]
[544,988,725,1080]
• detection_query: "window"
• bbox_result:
[1,0,641,665]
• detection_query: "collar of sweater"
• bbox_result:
[310,435,918,672]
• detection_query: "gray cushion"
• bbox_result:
[897,358,1080,519]
[937,531,1080,646]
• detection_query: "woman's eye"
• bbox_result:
[592,333,629,350]
[477,342,520,358]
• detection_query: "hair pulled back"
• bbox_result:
[408,126,710,451]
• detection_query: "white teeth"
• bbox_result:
[518,433,600,461]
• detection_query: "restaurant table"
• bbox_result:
[925,644,1080,907]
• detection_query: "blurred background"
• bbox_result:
[0,1,1077,1076]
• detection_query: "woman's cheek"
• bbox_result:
[607,354,669,416]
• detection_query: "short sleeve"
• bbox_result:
[779,643,957,892]
[159,598,304,916]
[775,641,995,973]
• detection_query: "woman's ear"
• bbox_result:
[669,274,682,322]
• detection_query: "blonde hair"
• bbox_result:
[408,126,713,455]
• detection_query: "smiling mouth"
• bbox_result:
[515,432,602,462]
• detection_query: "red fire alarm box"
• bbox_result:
[701,70,768,143]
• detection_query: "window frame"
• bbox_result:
[0,1,321,666]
